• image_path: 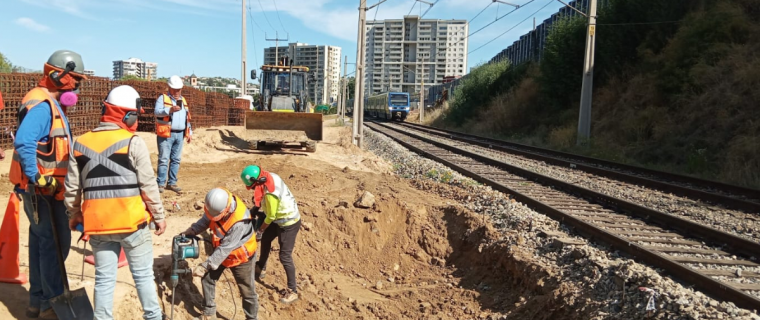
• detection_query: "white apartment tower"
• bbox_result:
[264,43,342,105]
[364,16,468,96]
[112,58,158,80]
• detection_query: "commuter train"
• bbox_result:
[366,92,410,121]
[346,91,411,121]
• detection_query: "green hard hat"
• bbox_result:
[241,165,261,187]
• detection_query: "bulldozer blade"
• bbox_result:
[245,111,323,141]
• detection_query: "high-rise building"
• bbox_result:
[112,58,158,80]
[83,69,95,77]
[263,43,341,104]
[364,16,468,96]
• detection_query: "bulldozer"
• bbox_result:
[246,57,322,152]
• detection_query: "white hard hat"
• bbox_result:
[105,85,140,110]
[204,188,234,221]
[168,75,184,89]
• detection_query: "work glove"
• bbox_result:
[34,173,58,192]
[256,230,263,241]
[182,228,197,237]
[192,265,207,278]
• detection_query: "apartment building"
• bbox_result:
[364,15,468,96]
[112,57,158,80]
[263,43,342,104]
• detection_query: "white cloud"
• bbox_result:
[15,17,51,32]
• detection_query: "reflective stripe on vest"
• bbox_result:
[74,129,150,235]
[211,195,258,268]
[9,87,71,200]
[155,94,191,138]
[263,173,300,226]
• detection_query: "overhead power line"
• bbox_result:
[470,2,494,23]
[246,2,259,69]
[257,0,276,31]
[468,0,554,54]
[597,20,684,26]
[271,0,288,32]
[448,0,537,49]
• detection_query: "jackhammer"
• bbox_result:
[170,234,199,320]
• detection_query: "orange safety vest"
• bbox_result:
[155,94,191,138]
[9,87,71,200]
[73,128,152,235]
[210,195,258,268]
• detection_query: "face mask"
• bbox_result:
[59,91,78,107]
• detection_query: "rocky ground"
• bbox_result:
[0,121,755,320]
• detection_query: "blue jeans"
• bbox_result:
[21,193,71,312]
[156,131,185,186]
[89,226,162,320]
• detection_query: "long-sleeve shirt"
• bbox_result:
[187,201,254,270]
[64,122,165,222]
[14,100,71,182]
[154,93,192,134]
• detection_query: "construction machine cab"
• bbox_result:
[257,57,309,112]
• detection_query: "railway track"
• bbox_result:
[365,120,760,311]
[398,121,760,213]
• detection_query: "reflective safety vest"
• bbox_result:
[261,172,300,227]
[9,87,71,200]
[211,195,258,268]
[156,94,191,138]
[73,128,151,235]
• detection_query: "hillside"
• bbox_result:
[430,0,760,188]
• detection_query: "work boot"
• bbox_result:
[166,184,182,193]
[38,308,58,320]
[158,185,165,193]
[255,263,266,280]
[191,314,217,320]
[25,307,40,318]
[280,288,299,304]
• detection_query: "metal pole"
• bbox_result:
[420,77,424,122]
[576,0,598,145]
[315,46,320,105]
[341,55,347,122]
[241,0,246,97]
[352,0,367,147]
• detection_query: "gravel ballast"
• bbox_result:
[363,126,755,319]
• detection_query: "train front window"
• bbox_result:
[389,94,408,106]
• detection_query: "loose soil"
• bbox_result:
[0,123,583,320]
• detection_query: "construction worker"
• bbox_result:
[183,188,260,320]
[240,165,301,304]
[64,85,167,319]
[9,49,87,319]
[154,75,192,193]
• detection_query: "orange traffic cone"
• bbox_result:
[0,193,28,284]
[85,248,128,268]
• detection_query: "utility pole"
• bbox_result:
[352,0,387,147]
[341,55,347,122]
[420,77,424,122]
[576,0,598,145]
[241,0,246,97]
[314,46,320,105]
[266,31,289,65]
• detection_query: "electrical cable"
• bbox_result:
[257,0,277,32]
[271,0,288,32]
[447,0,537,49]
[468,0,554,54]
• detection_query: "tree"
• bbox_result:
[347,77,356,100]
[120,74,147,81]
[0,52,13,73]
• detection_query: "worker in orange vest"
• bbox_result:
[154,75,192,194]
[9,50,86,319]
[183,188,260,320]
[64,85,167,319]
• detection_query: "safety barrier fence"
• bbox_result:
[0,73,247,149]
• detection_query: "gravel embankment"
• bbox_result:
[386,123,760,243]
[363,127,754,320]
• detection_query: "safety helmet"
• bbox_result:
[105,85,140,110]
[46,50,86,78]
[240,165,262,187]
[204,188,234,222]
[167,75,184,90]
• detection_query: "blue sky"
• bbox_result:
[1,0,565,82]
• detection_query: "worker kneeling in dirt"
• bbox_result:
[183,188,260,320]
[241,165,301,304]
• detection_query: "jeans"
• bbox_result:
[257,219,300,292]
[89,226,162,320]
[156,131,185,186]
[21,193,70,312]
[201,259,259,320]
